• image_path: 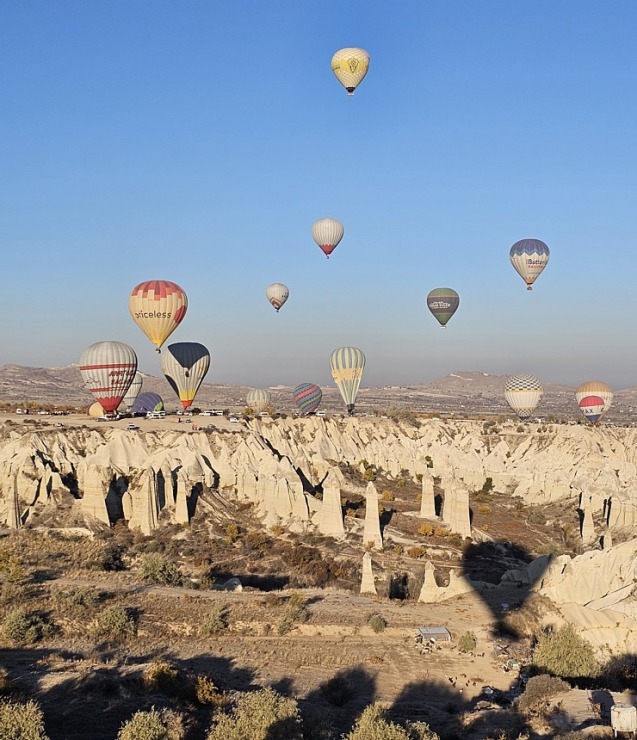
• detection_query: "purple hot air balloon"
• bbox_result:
[131,392,164,415]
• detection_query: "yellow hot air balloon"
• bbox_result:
[129,280,188,352]
[331,48,370,95]
[161,342,211,409]
[330,347,366,415]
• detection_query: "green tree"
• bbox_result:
[532,623,598,679]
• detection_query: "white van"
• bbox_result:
[146,411,166,419]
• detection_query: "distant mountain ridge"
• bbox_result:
[1,364,636,420]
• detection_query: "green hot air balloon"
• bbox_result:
[427,288,460,328]
[329,347,366,415]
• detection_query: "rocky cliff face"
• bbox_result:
[2,417,637,533]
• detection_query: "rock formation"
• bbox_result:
[419,470,436,519]
[360,552,377,595]
[318,471,344,538]
[362,482,383,550]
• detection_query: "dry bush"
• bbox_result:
[3,608,54,644]
[0,698,50,739]
[138,554,184,586]
[407,546,427,559]
[344,703,438,739]
[206,687,302,740]
[457,631,477,653]
[517,674,570,714]
[367,613,387,633]
[200,606,228,636]
[195,675,231,707]
[117,707,184,740]
[142,660,182,696]
[94,606,137,641]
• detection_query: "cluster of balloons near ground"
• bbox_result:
[78,276,364,416]
[76,51,603,422]
[504,375,614,425]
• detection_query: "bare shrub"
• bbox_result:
[517,674,570,714]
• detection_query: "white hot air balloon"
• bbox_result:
[331,48,370,95]
[575,381,613,417]
[266,283,289,312]
[246,388,271,414]
[312,218,344,259]
[503,374,544,420]
[122,372,143,410]
[79,341,138,416]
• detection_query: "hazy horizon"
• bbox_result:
[2,2,636,389]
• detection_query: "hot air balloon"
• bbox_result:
[122,372,143,410]
[129,280,188,352]
[161,342,210,410]
[131,392,164,415]
[503,374,543,420]
[293,383,323,415]
[266,283,289,313]
[576,381,613,415]
[509,239,550,290]
[88,401,106,418]
[330,347,365,415]
[427,288,460,328]
[578,395,606,425]
[312,218,344,258]
[246,388,271,414]
[331,48,370,95]
[79,341,138,416]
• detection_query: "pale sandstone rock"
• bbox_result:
[419,471,436,519]
[362,482,383,550]
[318,471,344,538]
[360,552,377,595]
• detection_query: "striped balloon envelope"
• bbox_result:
[129,280,188,352]
[578,395,605,425]
[293,383,323,415]
[161,342,210,410]
[246,388,271,414]
[330,347,366,415]
[575,381,613,413]
[122,372,143,409]
[266,283,289,312]
[331,48,370,95]
[79,341,138,415]
[131,392,164,415]
[312,218,344,258]
[503,373,543,420]
[509,239,550,290]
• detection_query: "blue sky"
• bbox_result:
[2,1,636,388]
